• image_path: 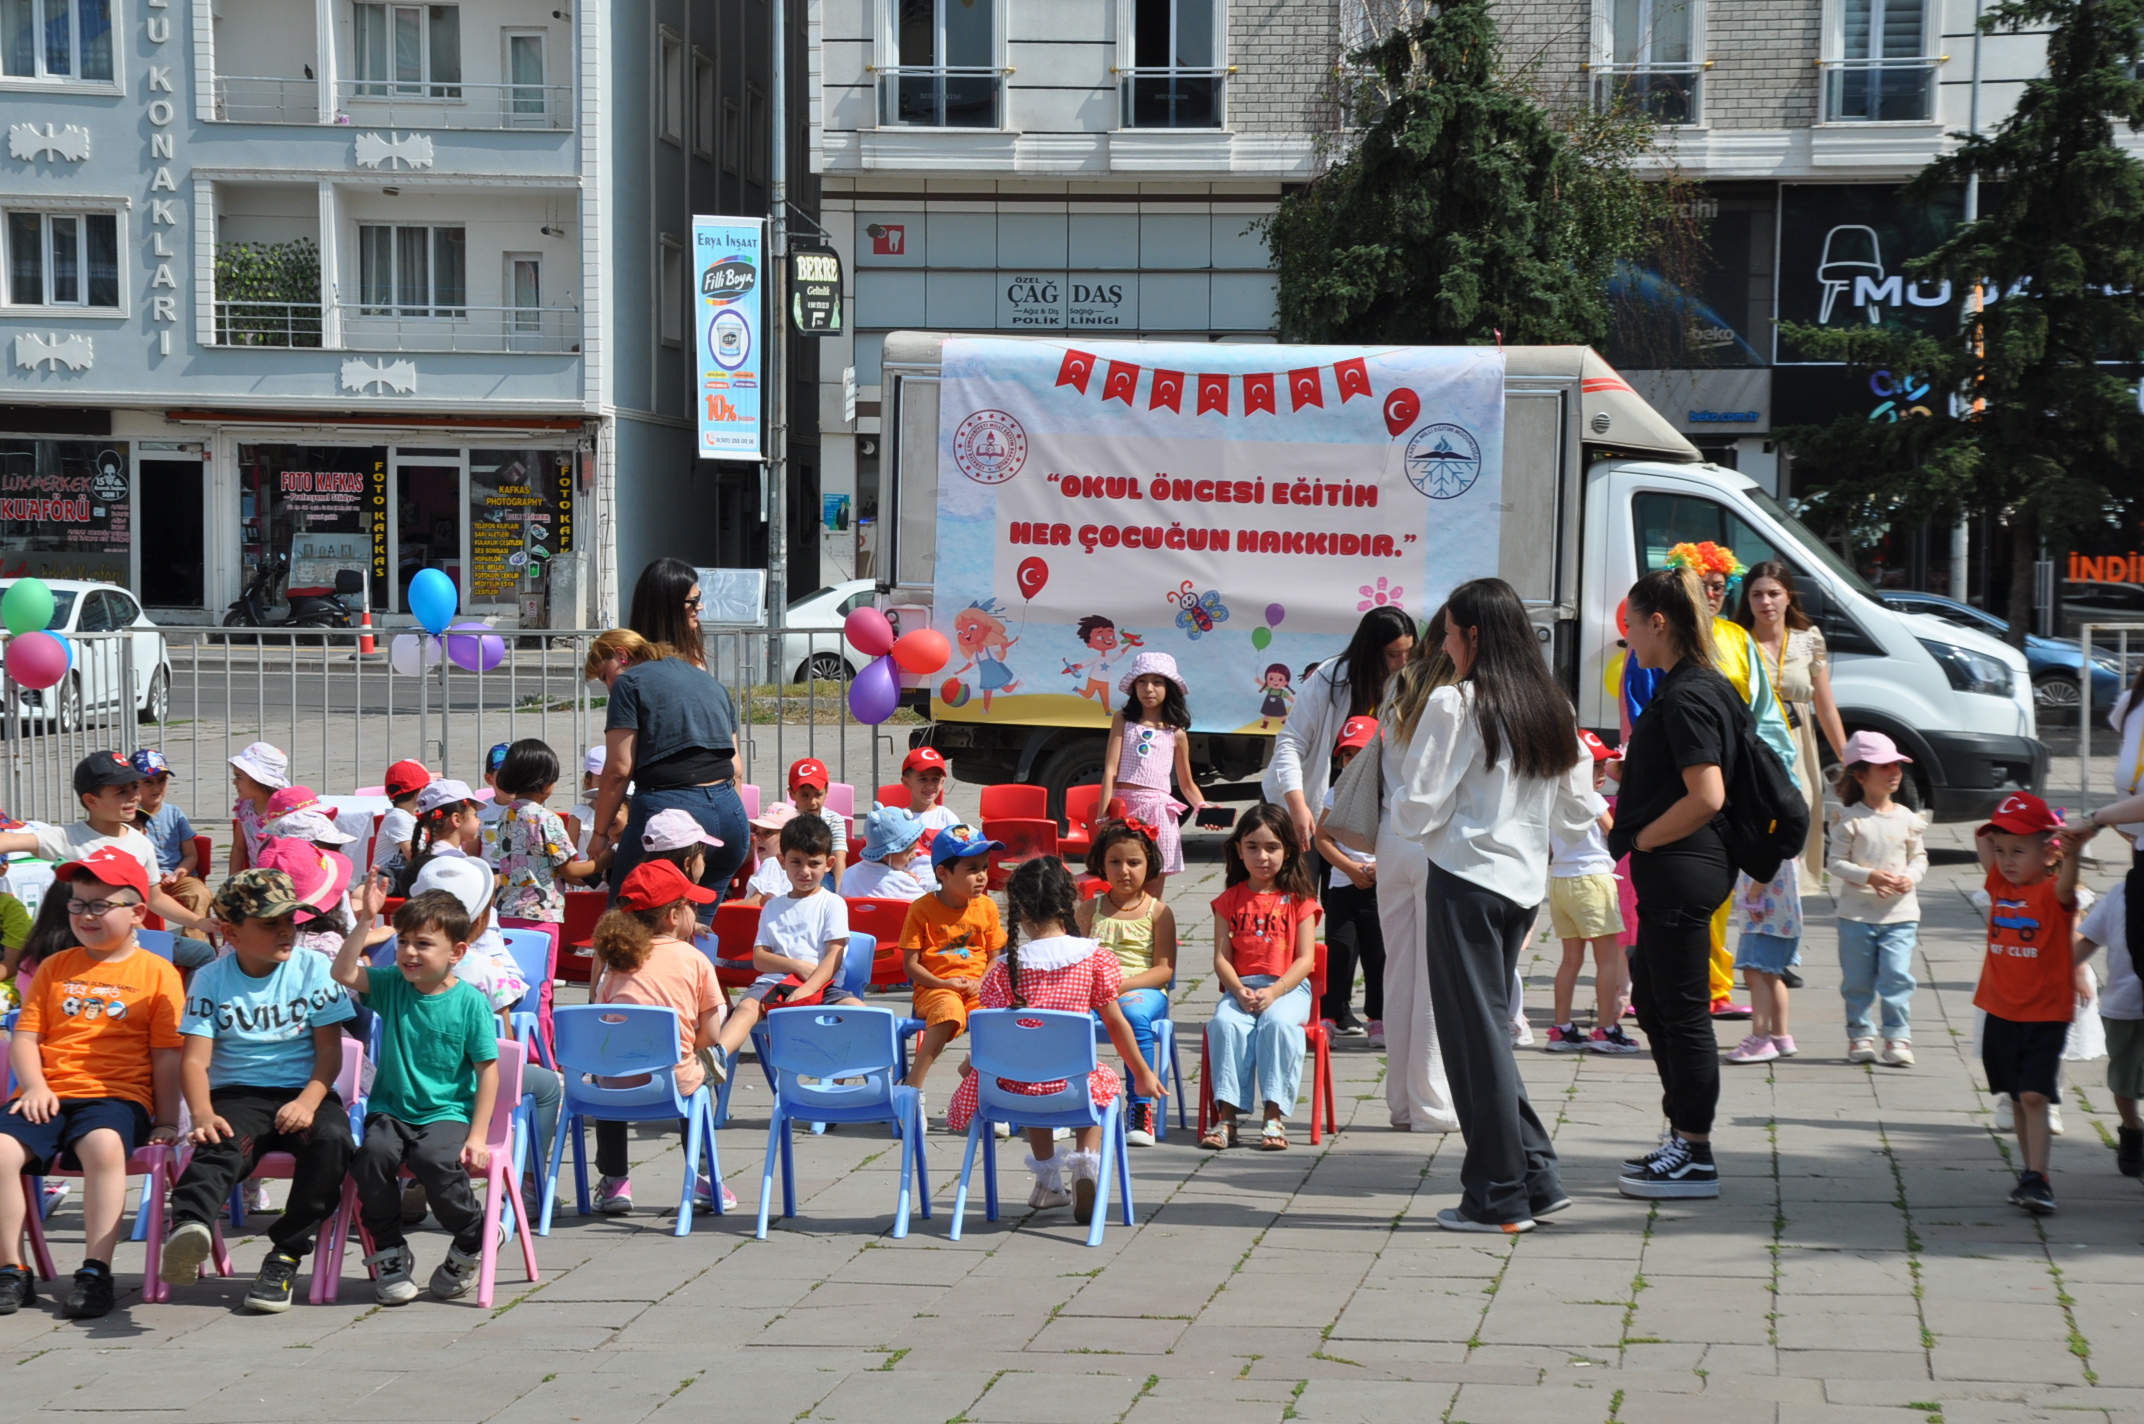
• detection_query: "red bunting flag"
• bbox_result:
[1288,367,1324,411]
[1150,369,1184,412]
[1196,373,1229,416]
[1103,360,1140,404]
[1334,357,1371,402]
[1057,348,1096,393]
[1244,372,1276,415]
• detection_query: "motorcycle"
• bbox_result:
[223,555,361,630]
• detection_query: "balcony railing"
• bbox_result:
[1119,67,1228,129]
[213,75,323,124]
[874,66,1004,128]
[340,302,581,354]
[213,301,324,348]
[1590,63,1704,125]
[337,79,573,130]
[1820,57,1938,122]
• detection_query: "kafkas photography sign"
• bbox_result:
[928,337,1506,730]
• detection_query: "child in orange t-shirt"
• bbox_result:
[1973,793,2092,1217]
[0,847,184,1319]
[901,827,1007,1113]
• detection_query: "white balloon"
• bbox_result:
[390,633,441,677]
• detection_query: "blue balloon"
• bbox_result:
[848,653,902,726]
[58,634,71,676]
[407,568,458,635]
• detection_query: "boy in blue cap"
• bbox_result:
[130,749,212,936]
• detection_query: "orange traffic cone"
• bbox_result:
[358,605,376,656]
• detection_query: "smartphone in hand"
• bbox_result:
[1193,806,1236,830]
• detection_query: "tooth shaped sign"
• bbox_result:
[1383,387,1421,437]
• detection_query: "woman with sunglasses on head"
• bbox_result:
[629,556,709,670]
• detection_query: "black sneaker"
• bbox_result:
[1125,1101,1156,1147]
[0,1265,32,1316]
[1780,967,1805,990]
[2008,1170,2057,1215]
[246,1251,301,1314]
[2120,1126,2144,1178]
[1617,1137,1720,1199]
[63,1262,113,1319]
[1621,1134,1675,1175]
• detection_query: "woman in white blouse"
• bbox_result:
[1264,607,1417,852]
[1390,578,1605,1233]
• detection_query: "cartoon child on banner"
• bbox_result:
[952,599,1022,712]
[1065,615,1142,704]
[1256,663,1294,730]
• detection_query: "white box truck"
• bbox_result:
[878,331,2043,821]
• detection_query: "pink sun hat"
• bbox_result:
[252,837,354,921]
[1117,650,1188,696]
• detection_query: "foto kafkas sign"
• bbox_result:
[790,246,843,336]
[693,216,766,462]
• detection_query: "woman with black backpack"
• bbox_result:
[1609,566,1749,1202]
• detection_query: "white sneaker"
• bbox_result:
[1995,1096,2015,1132]
[367,1245,419,1306]
[429,1244,481,1300]
[246,1180,274,1212]
[1725,1033,1779,1064]
[992,1121,1011,1139]
[1509,1020,1535,1048]
[1879,1041,1915,1068]
[1025,1154,1070,1210]
[1847,1038,1878,1064]
[2049,1104,2066,1136]
[1124,1101,1156,1147]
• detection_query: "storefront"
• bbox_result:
[0,438,136,586]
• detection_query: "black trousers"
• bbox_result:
[595,1119,692,1178]
[1422,861,1562,1224]
[1628,828,1738,1138]
[354,1113,486,1254]
[1320,878,1386,1023]
[168,1086,354,1259]
[2127,847,2144,970]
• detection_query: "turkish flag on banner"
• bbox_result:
[1288,367,1324,411]
[1057,348,1096,393]
[1244,372,1277,415]
[1150,369,1184,412]
[1103,361,1140,404]
[1196,373,1229,415]
[1334,357,1372,402]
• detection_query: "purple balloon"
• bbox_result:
[444,621,505,672]
[1265,603,1286,628]
[848,653,903,725]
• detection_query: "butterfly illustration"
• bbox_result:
[1169,581,1230,640]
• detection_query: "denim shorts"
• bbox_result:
[1734,932,1801,975]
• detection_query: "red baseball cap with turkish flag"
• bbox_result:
[615,859,719,911]
[788,757,830,791]
[55,845,152,902]
[1579,730,1616,763]
[1982,792,2063,837]
[903,746,947,775]
[1334,716,1378,755]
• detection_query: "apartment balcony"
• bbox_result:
[213,301,323,347]
[338,302,581,354]
[1119,67,1227,129]
[336,78,573,130]
[1820,58,1938,123]
[1591,63,1704,126]
[874,66,1005,128]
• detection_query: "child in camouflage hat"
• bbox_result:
[158,867,358,1313]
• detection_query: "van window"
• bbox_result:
[1633,491,1790,576]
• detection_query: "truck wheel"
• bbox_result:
[1037,737,1109,828]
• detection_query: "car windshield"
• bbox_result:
[786,585,838,612]
[1744,489,1877,597]
[1896,597,2002,635]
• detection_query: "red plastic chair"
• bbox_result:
[874,783,912,814]
[557,889,608,984]
[979,785,1047,821]
[1058,785,1103,861]
[1195,943,1335,1145]
[190,835,212,879]
[21,1143,176,1301]
[709,901,762,988]
[982,817,1059,890]
[844,897,917,987]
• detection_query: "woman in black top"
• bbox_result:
[584,626,749,910]
[1609,566,1746,1202]
[630,557,709,669]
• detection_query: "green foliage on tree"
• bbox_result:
[213,237,322,347]
[1780,0,2144,640]
[1266,0,1676,346]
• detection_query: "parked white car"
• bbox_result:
[778,579,878,683]
[0,580,173,729]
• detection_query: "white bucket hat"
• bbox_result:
[414,779,478,816]
[265,809,356,846]
[1117,650,1188,696]
[642,808,723,853]
[411,855,494,920]
[583,745,607,777]
[229,741,290,791]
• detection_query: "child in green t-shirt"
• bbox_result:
[331,874,500,1306]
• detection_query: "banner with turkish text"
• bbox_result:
[931,337,1505,731]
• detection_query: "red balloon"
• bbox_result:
[891,628,952,675]
[1383,387,1421,437]
[5,631,68,690]
[1016,556,1049,601]
[1615,598,1629,637]
[844,606,896,657]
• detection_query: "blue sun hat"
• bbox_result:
[860,803,926,863]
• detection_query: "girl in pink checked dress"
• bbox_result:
[946,857,1166,1224]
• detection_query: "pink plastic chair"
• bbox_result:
[826,783,856,817]
[21,1143,176,1302]
[332,1037,540,1308]
[191,1044,366,1305]
[739,784,762,819]
[352,785,387,797]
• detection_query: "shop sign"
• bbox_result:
[996,274,1138,330]
[0,440,132,584]
[693,216,766,462]
[789,246,843,336]
[470,451,573,604]
[1776,184,1965,362]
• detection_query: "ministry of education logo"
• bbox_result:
[952,409,1028,485]
[1404,423,1483,500]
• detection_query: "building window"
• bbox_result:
[659,28,683,143]
[0,0,113,82]
[358,224,466,316]
[694,49,716,158]
[1593,0,1700,124]
[1123,0,1223,129]
[659,237,683,346]
[748,83,767,182]
[4,211,118,307]
[881,0,1000,127]
[504,30,547,123]
[1825,0,1934,121]
[353,4,462,97]
[506,253,541,332]
[722,97,740,172]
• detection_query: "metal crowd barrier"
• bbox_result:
[0,624,888,827]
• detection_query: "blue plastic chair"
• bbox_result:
[951,1008,1135,1248]
[711,930,877,1129]
[544,1004,725,1236]
[756,1005,929,1239]
[136,929,175,961]
[1093,987,1189,1140]
[499,928,555,1069]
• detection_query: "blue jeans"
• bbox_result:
[1836,919,1918,1041]
[611,780,750,919]
[1208,976,1312,1116]
[1108,989,1170,1104]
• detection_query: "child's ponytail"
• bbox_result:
[395,803,459,896]
[591,904,669,974]
[1002,856,1080,1008]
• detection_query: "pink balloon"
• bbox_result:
[891,628,952,675]
[5,631,68,690]
[844,606,896,657]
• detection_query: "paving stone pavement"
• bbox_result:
[8,818,2144,1424]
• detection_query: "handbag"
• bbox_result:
[1322,729,1384,855]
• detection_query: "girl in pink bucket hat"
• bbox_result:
[1097,652,1213,880]
[1828,730,1929,1068]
